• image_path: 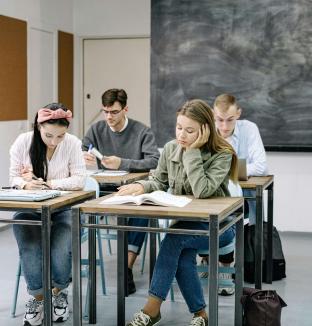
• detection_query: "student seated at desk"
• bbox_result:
[117,99,238,326]
[202,93,268,295]
[9,103,86,326]
[82,88,160,294]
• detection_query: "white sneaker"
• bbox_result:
[52,289,69,322]
[218,272,235,296]
[189,316,208,326]
[199,259,209,278]
[23,297,44,326]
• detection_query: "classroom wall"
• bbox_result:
[73,0,312,232]
[1,1,311,232]
[0,0,76,220]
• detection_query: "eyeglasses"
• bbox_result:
[101,108,124,115]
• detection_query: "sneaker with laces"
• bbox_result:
[189,316,208,326]
[218,272,235,296]
[23,297,44,326]
[52,289,69,322]
[126,310,161,326]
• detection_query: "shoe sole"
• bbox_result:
[23,322,42,326]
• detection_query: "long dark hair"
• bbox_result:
[29,103,70,180]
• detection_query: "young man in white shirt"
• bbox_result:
[201,93,268,295]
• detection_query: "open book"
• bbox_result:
[100,190,192,208]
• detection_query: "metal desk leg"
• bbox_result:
[72,207,82,326]
[89,214,97,324]
[41,206,52,326]
[209,216,219,326]
[266,183,274,284]
[235,214,244,326]
[149,219,157,284]
[117,216,126,326]
[255,186,263,289]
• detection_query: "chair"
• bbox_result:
[170,237,236,301]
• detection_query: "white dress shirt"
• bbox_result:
[226,120,268,176]
[10,131,86,190]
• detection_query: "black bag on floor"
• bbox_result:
[241,287,287,326]
[244,222,286,283]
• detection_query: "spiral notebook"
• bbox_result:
[0,189,61,202]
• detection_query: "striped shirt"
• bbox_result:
[10,131,86,190]
[227,120,268,176]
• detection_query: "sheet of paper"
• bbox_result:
[93,170,129,177]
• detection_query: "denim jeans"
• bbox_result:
[13,209,72,296]
[128,218,149,254]
[243,189,256,225]
[148,221,236,314]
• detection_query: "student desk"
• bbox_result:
[239,175,274,289]
[0,191,95,326]
[71,196,244,326]
[91,172,150,194]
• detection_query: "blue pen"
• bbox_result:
[88,144,93,153]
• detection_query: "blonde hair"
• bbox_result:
[213,93,239,112]
[177,99,238,182]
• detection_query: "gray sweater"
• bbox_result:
[82,118,160,172]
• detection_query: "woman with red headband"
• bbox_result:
[9,103,86,326]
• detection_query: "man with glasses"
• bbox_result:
[82,88,160,294]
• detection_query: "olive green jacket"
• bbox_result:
[137,140,233,199]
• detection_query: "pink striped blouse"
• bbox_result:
[10,131,86,190]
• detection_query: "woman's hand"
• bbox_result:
[24,179,50,190]
[116,183,144,196]
[190,124,210,149]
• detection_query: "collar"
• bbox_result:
[109,116,128,132]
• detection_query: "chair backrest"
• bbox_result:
[84,176,100,198]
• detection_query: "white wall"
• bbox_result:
[73,0,150,37]
[267,152,312,232]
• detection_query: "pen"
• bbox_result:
[32,175,51,189]
[88,144,93,153]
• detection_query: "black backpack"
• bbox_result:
[244,222,286,283]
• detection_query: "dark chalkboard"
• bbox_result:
[151,0,312,151]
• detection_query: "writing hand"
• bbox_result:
[101,155,121,170]
[190,124,210,149]
[83,151,97,167]
[116,184,144,196]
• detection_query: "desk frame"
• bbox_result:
[72,197,244,326]
[240,176,274,289]
[0,191,95,326]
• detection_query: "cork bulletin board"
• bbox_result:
[0,15,27,121]
[58,31,74,114]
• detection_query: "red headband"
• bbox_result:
[37,108,72,123]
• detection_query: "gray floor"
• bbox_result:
[0,225,311,326]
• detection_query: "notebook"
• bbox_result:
[238,158,248,181]
[0,189,61,202]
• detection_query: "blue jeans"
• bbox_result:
[148,221,235,314]
[243,189,256,225]
[13,209,72,296]
[128,218,149,254]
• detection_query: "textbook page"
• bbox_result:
[100,190,192,207]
